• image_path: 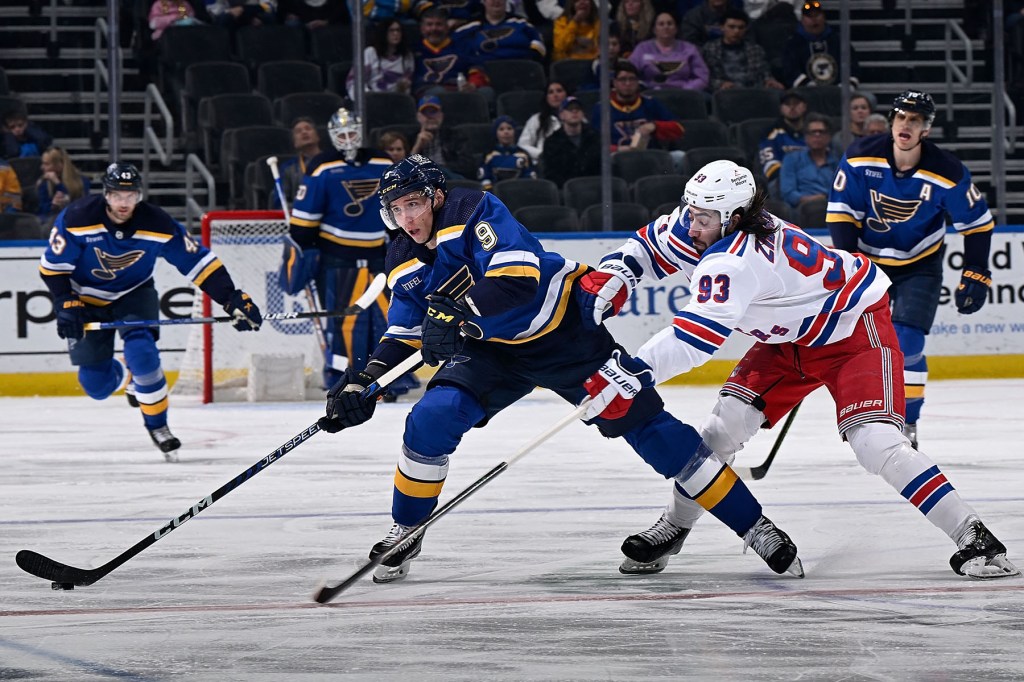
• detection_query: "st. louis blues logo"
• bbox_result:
[342,178,382,218]
[479,27,515,53]
[424,54,458,84]
[90,247,144,280]
[866,189,921,233]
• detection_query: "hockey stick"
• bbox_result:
[82,275,386,331]
[734,401,802,481]
[268,155,329,355]
[313,398,592,604]
[16,352,423,589]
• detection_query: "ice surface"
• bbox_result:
[1,381,1022,681]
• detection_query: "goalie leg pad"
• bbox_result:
[278,235,320,296]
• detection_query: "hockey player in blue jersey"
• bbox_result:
[826,90,995,449]
[39,163,263,459]
[315,154,804,584]
[280,108,418,399]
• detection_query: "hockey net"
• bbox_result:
[173,211,323,403]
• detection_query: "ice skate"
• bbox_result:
[370,523,424,583]
[124,379,139,408]
[619,512,691,574]
[903,422,918,449]
[148,425,181,462]
[742,515,804,577]
[950,518,1020,580]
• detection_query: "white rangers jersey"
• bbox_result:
[604,207,893,384]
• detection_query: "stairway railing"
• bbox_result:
[141,83,175,195]
[184,154,216,232]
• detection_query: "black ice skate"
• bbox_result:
[148,426,181,462]
[125,380,139,408]
[370,523,424,583]
[619,512,691,575]
[742,515,804,577]
[950,518,1020,579]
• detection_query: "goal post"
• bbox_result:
[174,210,324,403]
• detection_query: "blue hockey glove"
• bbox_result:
[55,295,86,341]
[420,294,468,367]
[318,367,379,433]
[583,349,655,421]
[278,235,320,295]
[224,290,262,331]
[954,267,991,314]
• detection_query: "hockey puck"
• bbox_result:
[51,582,74,591]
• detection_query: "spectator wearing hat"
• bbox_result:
[781,0,860,88]
[541,95,601,188]
[410,95,470,177]
[701,7,784,92]
[478,115,536,191]
[758,88,808,193]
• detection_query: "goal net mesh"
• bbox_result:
[173,211,323,402]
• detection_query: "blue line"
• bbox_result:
[4,496,1023,528]
[0,636,156,681]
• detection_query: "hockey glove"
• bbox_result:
[420,294,468,367]
[954,267,992,314]
[278,235,320,296]
[224,290,263,331]
[318,367,379,433]
[54,295,86,341]
[583,349,655,421]
[576,258,639,329]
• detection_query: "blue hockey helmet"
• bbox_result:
[889,90,935,127]
[102,162,143,193]
[378,154,447,233]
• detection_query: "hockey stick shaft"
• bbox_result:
[84,308,371,331]
[313,399,591,604]
[734,401,802,481]
[16,353,424,587]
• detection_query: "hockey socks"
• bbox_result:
[673,442,761,536]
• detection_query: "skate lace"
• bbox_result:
[150,426,174,442]
[743,518,783,558]
[382,523,413,548]
[638,514,684,545]
[954,518,982,550]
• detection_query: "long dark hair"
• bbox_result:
[538,81,567,137]
[732,188,776,240]
[370,19,411,58]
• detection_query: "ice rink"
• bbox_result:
[1,379,1022,681]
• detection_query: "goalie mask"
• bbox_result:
[888,90,935,128]
[378,154,447,233]
[328,107,363,157]
[682,160,755,228]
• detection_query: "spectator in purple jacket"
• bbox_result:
[628,12,709,92]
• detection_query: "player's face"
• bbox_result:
[105,190,141,223]
[686,206,726,255]
[891,110,929,150]
[389,190,436,244]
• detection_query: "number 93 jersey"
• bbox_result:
[612,207,893,384]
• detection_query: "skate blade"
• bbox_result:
[619,557,671,575]
[163,451,180,463]
[372,561,411,583]
[962,555,1021,580]
[785,556,805,578]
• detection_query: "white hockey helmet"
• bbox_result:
[682,160,756,225]
[327,107,362,153]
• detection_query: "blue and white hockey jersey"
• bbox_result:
[38,195,238,306]
[382,188,585,352]
[288,148,393,260]
[825,134,994,267]
[601,206,892,384]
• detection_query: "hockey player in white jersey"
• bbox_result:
[577,160,1018,580]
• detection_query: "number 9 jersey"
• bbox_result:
[605,207,893,385]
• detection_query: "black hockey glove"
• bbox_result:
[954,267,991,314]
[55,295,86,341]
[420,294,468,367]
[318,367,379,433]
[224,290,263,331]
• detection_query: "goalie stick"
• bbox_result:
[267,155,329,354]
[733,401,801,481]
[16,352,423,590]
[313,398,591,604]
[82,274,387,331]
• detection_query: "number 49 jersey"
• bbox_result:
[609,207,893,384]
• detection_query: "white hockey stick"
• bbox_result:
[313,398,592,604]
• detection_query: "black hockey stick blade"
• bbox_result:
[16,353,422,588]
[313,400,590,604]
[734,401,802,481]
